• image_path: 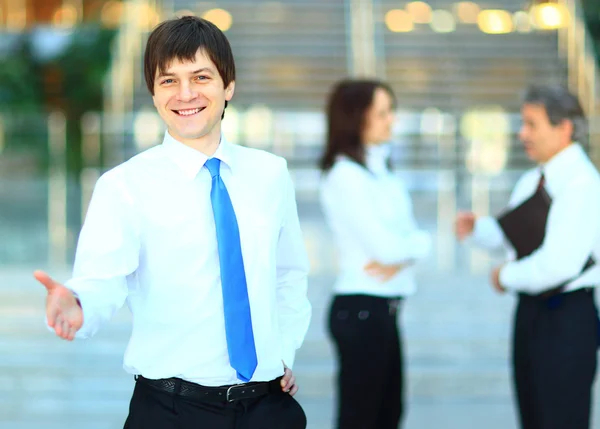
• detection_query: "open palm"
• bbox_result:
[34,270,83,341]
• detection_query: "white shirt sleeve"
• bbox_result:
[500,176,600,293]
[321,163,431,265]
[470,173,536,255]
[64,170,140,338]
[275,163,312,369]
[471,216,507,251]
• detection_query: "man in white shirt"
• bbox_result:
[34,16,311,429]
[456,85,600,429]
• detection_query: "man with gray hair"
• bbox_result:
[455,84,600,429]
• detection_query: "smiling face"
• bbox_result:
[152,49,235,151]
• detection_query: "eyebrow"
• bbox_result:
[157,68,215,79]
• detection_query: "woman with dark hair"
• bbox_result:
[319,79,431,429]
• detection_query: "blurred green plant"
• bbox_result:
[52,26,117,117]
[0,24,119,239]
[0,25,117,163]
[0,38,44,111]
[47,26,118,177]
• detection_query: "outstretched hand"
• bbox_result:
[455,211,476,241]
[34,270,83,341]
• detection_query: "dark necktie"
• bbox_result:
[537,172,545,191]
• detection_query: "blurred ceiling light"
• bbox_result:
[406,2,432,24]
[513,11,532,33]
[454,2,480,24]
[6,2,27,31]
[385,9,414,33]
[530,3,568,30]
[478,10,514,34]
[137,3,161,30]
[175,9,196,17]
[430,10,456,33]
[202,8,233,32]
[52,5,79,29]
[101,1,124,29]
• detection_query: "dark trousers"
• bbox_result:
[328,294,404,429]
[513,288,598,429]
[123,377,307,429]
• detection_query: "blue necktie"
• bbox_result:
[204,158,257,382]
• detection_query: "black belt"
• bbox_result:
[538,286,594,299]
[135,375,282,403]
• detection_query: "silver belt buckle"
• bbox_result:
[226,383,246,402]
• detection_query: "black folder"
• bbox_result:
[496,185,594,289]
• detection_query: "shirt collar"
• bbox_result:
[365,143,391,176]
[541,143,585,191]
[161,131,235,180]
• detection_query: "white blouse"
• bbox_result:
[319,144,431,297]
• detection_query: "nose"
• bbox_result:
[386,112,395,126]
[177,82,198,102]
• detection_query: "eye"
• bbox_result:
[161,79,174,85]
[194,75,209,82]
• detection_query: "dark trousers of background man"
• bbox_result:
[123,377,307,429]
[513,288,598,429]
[328,294,404,429]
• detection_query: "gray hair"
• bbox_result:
[522,84,587,144]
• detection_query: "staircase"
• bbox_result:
[116,0,569,171]
[142,0,567,115]
[384,30,566,111]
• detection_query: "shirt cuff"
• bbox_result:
[499,262,525,292]
[471,216,504,249]
[281,342,296,370]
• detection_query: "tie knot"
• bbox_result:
[537,172,545,190]
[205,158,221,178]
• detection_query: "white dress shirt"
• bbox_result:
[319,144,431,297]
[472,143,600,294]
[60,131,311,386]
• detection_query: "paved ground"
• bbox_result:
[2,187,600,429]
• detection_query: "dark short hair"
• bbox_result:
[319,79,396,171]
[144,16,235,117]
[522,84,587,144]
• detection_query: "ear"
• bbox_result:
[225,81,235,102]
[559,118,574,142]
